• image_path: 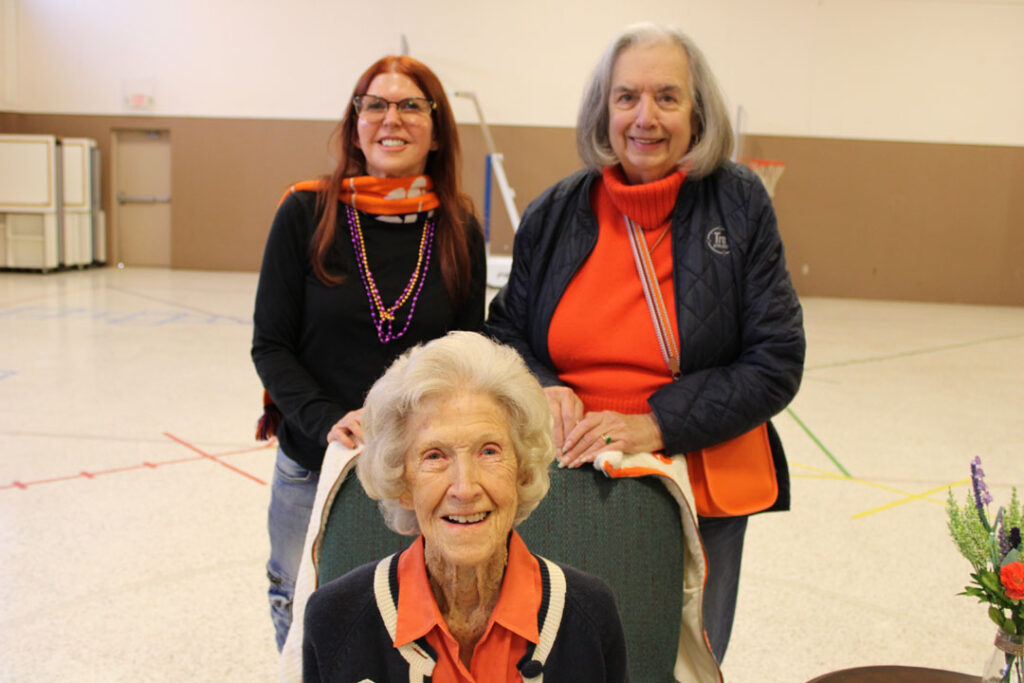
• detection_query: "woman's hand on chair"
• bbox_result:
[560,411,664,469]
[328,408,364,449]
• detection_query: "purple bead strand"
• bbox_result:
[345,206,437,344]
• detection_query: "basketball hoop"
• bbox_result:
[743,158,786,198]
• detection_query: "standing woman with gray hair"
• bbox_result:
[487,22,805,664]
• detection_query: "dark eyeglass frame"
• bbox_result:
[352,95,436,120]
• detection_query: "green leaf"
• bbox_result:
[978,570,1003,594]
[990,605,1009,630]
[1002,549,1020,566]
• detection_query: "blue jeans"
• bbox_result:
[266,448,320,651]
[698,514,748,663]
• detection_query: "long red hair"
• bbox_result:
[310,56,476,305]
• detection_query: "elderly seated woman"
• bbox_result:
[302,331,629,682]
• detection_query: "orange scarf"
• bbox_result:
[281,176,439,215]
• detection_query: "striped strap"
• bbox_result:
[532,558,567,675]
[517,557,567,682]
[624,216,681,378]
[373,555,437,682]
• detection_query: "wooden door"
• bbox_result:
[113,130,171,266]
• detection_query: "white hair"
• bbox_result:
[356,331,555,535]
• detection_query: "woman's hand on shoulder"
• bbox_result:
[327,409,364,449]
[544,386,584,453]
[560,411,664,469]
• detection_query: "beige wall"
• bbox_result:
[3,111,1022,306]
[9,1,1024,147]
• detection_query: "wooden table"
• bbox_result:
[805,665,981,682]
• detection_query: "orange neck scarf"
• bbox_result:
[282,175,440,216]
[338,175,439,215]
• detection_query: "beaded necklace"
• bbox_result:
[345,205,437,344]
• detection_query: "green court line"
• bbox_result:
[806,333,1024,372]
[786,407,852,478]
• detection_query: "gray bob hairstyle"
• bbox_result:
[356,331,555,536]
[576,22,734,179]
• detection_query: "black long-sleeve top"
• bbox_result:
[252,189,485,470]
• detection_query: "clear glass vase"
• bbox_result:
[983,629,1024,683]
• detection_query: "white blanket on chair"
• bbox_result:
[277,442,362,683]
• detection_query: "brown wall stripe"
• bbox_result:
[2,112,1021,305]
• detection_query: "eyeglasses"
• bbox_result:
[353,95,436,122]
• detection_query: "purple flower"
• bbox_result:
[996,510,1009,559]
[971,456,994,527]
[971,457,994,505]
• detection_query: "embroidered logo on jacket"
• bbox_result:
[706,227,730,255]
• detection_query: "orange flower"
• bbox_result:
[1001,562,1024,601]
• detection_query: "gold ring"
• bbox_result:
[602,434,612,445]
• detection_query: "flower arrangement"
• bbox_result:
[947,457,1024,681]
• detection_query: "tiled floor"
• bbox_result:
[1,266,1022,682]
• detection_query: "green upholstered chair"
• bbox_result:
[314,462,684,682]
[519,466,683,682]
[314,467,407,584]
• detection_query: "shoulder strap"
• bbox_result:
[517,556,567,682]
[624,215,681,378]
[373,554,437,683]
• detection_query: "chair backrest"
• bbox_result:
[519,466,683,681]
[316,474,407,585]
[316,464,683,682]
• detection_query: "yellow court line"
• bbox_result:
[793,462,939,497]
[794,474,853,481]
[790,461,849,478]
[852,478,971,519]
[790,461,971,518]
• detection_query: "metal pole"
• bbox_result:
[453,91,520,228]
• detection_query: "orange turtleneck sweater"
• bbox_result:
[548,165,685,415]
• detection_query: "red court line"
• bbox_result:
[145,456,207,467]
[91,459,200,476]
[0,440,269,492]
[163,432,267,485]
[211,441,277,458]
[0,456,207,491]
[12,473,88,487]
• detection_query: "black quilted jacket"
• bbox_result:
[486,163,805,512]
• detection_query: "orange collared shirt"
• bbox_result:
[394,531,542,683]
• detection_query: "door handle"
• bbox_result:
[117,192,171,204]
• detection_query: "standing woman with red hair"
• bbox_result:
[251,56,485,650]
